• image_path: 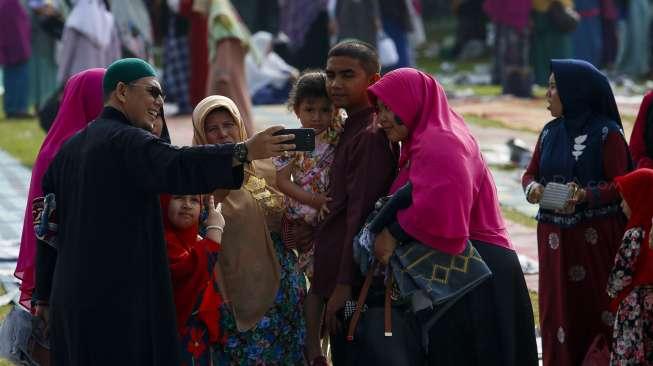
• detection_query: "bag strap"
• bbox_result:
[347,261,378,341]
[384,272,393,337]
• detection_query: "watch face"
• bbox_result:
[235,143,248,162]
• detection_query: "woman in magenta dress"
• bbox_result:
[17,68,105,312]
[522,59,631,366]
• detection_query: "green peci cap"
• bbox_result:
[102,58,157,95]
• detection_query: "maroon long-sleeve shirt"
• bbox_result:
[312,107,398,298]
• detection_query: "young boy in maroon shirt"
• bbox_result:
[306,40,398,365]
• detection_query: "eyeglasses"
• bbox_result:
[129,83,166,101]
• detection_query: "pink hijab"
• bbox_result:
[368,68,512,254]
[15,68,106,310]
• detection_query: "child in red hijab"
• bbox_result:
[161,194,225,365]
[607,168,653,364]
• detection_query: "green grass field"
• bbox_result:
[501,206,537,229]
[529,290,540,330]
[0,117,45,167]
[0,284,10,322]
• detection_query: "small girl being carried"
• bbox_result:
[274,70,343,366]
[273,70,344,279]
[607,168,653,364]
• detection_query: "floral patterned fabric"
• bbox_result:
[537,216,624,366]
[607,227,653,365]
[212,234,307,365]
[273,115,343,280]
[181,307,216,366]
[607,228,642,299]
[272,115,343,225]
[180,239,221,366]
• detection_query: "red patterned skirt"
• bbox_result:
[538,214,625,366]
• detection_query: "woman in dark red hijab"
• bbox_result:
[629,91,653,169]
[160,194,225,365]
[607,168,653,364]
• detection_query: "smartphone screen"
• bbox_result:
[273,128,315,151]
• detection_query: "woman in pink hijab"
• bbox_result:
[367,68,538,365]
[15,68,106,311]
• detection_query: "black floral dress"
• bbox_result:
[179,240,222,366]
[607,227,653,365]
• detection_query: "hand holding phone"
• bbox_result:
[244,126,296,160]
[273,128,315,152]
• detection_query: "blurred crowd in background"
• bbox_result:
[0,0,651,120]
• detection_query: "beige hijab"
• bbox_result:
[192,95,281,331]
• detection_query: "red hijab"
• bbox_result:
[161,194,201,249]
[629,91,653,169]
[613,169,653,307]
[160,194,222,342]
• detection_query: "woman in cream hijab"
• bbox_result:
[192,95,306,364]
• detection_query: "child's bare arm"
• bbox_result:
[276,165,329,209]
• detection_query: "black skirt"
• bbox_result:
[417,240,539,366]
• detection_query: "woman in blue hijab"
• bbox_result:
[522,59,631,366]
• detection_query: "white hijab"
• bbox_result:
[65,0,114,48]
[245,31,298,96]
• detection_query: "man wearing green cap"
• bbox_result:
[33,59,295,366]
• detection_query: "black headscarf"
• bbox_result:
[539,59,626,188]
[551,59,622,132]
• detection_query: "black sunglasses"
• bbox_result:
[129,83,166,101]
